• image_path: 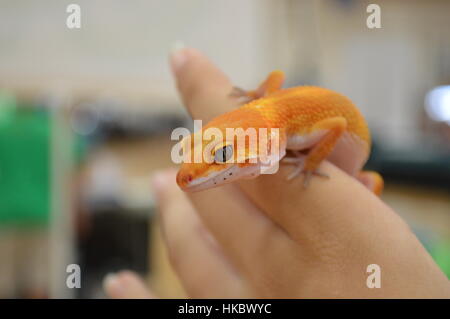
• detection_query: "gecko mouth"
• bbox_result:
[181,164,261,192]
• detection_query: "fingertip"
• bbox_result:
[151,169,178,197]
[168,47,235,120]
[103,272,123,298]
[151,172,171,196]
[169,46,203,77]
[103,271,156,299]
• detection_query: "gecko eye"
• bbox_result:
[214,145,233,163]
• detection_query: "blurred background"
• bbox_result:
[0,0,449,298]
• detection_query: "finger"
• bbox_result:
[152,169,245,298]
[103,271,156,299]
[239,162,388,247]
[170,47,238,121]
[188,184,292,277]
[170,48,289,273]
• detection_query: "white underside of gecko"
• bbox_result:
[286,130,368,176]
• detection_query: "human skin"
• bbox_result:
[104,48,450,299]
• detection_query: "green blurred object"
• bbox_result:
[0,91,16,126]
[0,98,51,226]
[432,240,450,279]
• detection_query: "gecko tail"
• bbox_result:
[358,171,384,196]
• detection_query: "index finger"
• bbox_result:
[170,48,237,121]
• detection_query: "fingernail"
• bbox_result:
[151,171,170,195]
[103,273,123,297]
[170,41,188,75]
[171,40,185,54]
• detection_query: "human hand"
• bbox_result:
[105,48,450,299]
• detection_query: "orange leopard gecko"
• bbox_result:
[176,70,383,195]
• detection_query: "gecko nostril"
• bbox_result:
[176,172,182,186]
[176,172,193,186]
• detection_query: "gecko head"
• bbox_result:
[176,130,262,192]
[176,109,285,192]
[177,112,280,191]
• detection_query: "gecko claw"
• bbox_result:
[283,151,328,186]
[286,165,304,181]
[287,167,329,186]
[302,170,329,187]
[229,86,253,104]
[229,86,247,97]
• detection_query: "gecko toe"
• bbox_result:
[286,165,329,186]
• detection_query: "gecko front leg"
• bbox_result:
[282,151,330,185]
[285,117,347,187]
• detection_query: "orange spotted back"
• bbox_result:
[243,86,370,147]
